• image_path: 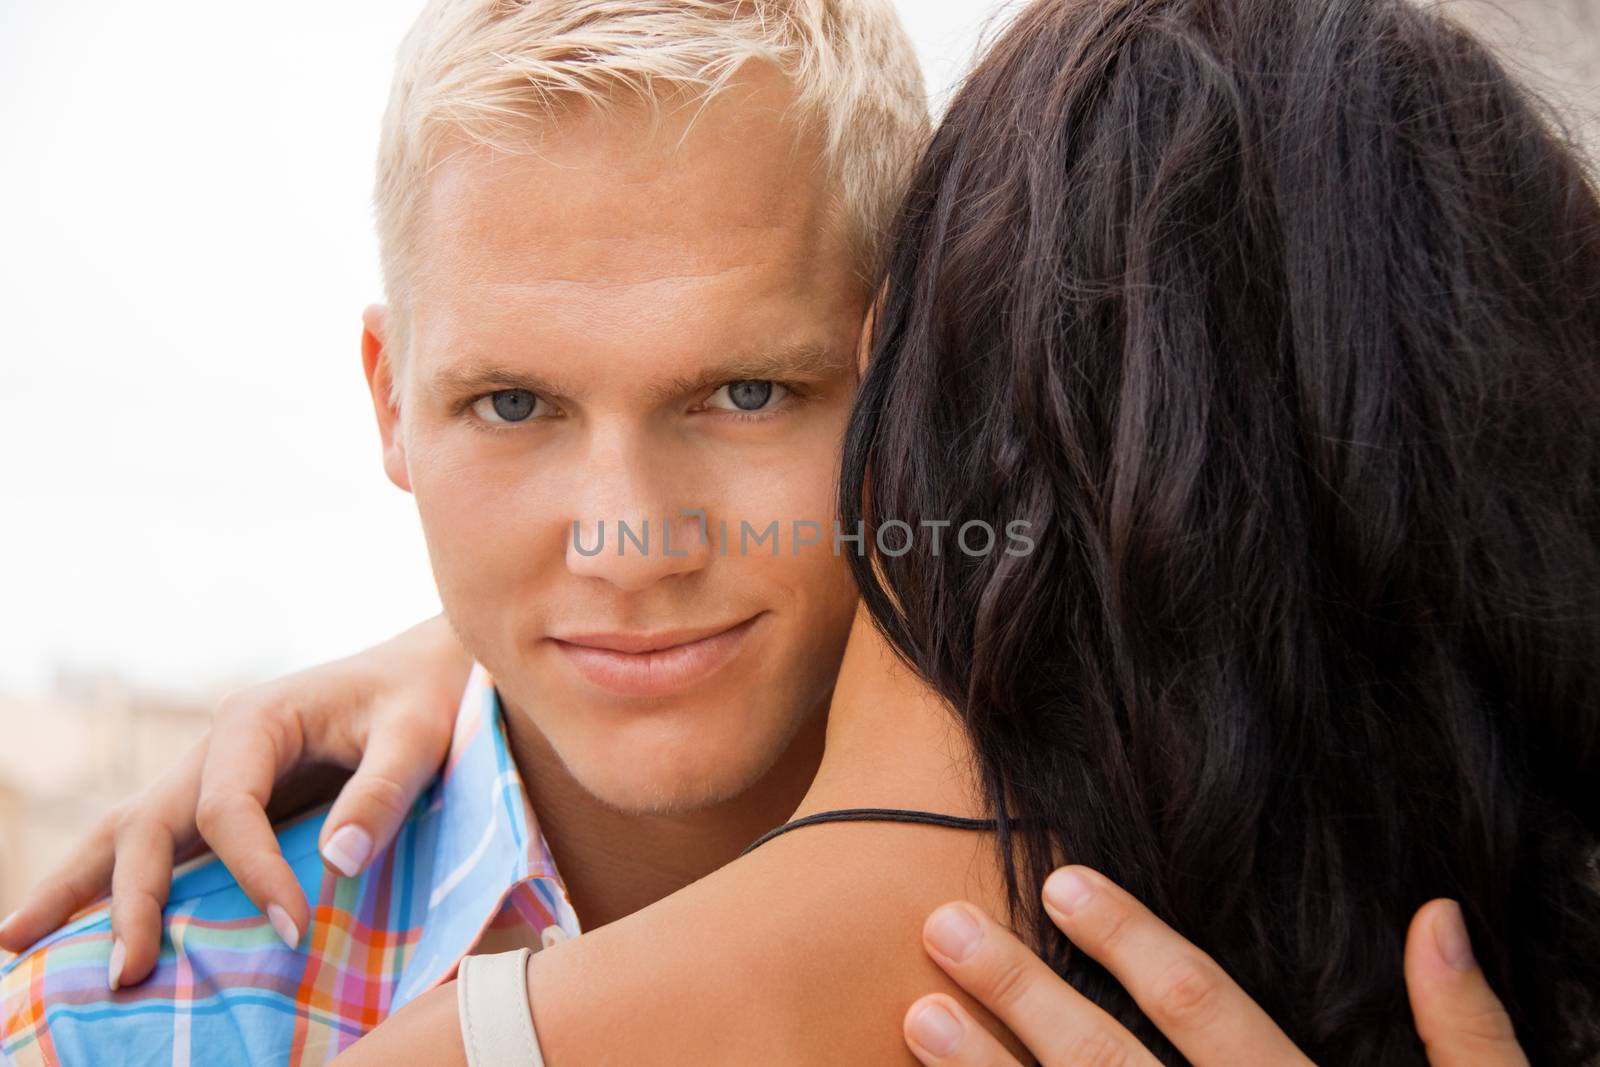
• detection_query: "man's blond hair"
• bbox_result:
[374,0,929,377]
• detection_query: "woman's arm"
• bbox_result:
[337,821,1027,1066]
[0,613,472,987]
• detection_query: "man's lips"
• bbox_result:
[549,615,763,698]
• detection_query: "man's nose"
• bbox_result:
[565,508,714,590]
[562,430,715,590]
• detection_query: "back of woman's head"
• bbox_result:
[842,0,1600,1060]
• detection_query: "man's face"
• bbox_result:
[367,67,865,814]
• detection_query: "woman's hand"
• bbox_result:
[905,866,1527,1066]
[0,614,471,989]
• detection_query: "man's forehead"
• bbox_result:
[416,177,838,317]
[419,74,836,278]
[409,250,859,361]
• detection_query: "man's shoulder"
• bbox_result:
[2,902,116,1067]
[0,808,339,1067]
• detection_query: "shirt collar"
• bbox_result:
[392,664,578,1007]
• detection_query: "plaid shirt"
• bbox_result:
[1,666,580,1066]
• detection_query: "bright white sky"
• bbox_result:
[0,1,1015,697]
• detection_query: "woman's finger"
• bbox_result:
[102,740,214,987]
[106,817,175,990]
[904,993,1027,1067]
[318,704,454,878]
[919,901,1161,1067]
[195,694,316,950]
[1040,866,1313,1067]
[1404,900,1529,1067]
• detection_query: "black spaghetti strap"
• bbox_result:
[738,807,1000,858]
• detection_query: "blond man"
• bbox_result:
[1,2,927,1062]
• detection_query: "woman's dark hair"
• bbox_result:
[841,0,1600,1060]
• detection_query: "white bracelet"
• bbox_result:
[457,947,546,1067]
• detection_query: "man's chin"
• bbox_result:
[575,761,771,817]
[553,695,817,817]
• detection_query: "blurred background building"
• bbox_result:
[1,0,1595,919]
[0,674,214,917]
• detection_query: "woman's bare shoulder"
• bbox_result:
[525,820,1022,1066]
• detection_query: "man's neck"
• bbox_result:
[500,700,827,930]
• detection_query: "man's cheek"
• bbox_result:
[721,460,836,530]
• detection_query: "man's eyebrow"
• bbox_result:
[651,343,856,403]
[422,343,854,406]
[423,362,580,405]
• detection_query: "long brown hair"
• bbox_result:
[842,0,1600,1060]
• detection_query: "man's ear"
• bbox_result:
[361,304,412,493]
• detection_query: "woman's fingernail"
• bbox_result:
[907,1001,964,1057]
[1433,901,1475,972]
[925,905,982,964]
[108,938,126,992]
[1043,868,1095,916]
[321,824,373,879]
[0,910,17,935]
[267,904,301,950]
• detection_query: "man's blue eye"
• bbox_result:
[727,381,773,410]
[493,390,536,421]
[708,380,786,413]
[477,389,539,423]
